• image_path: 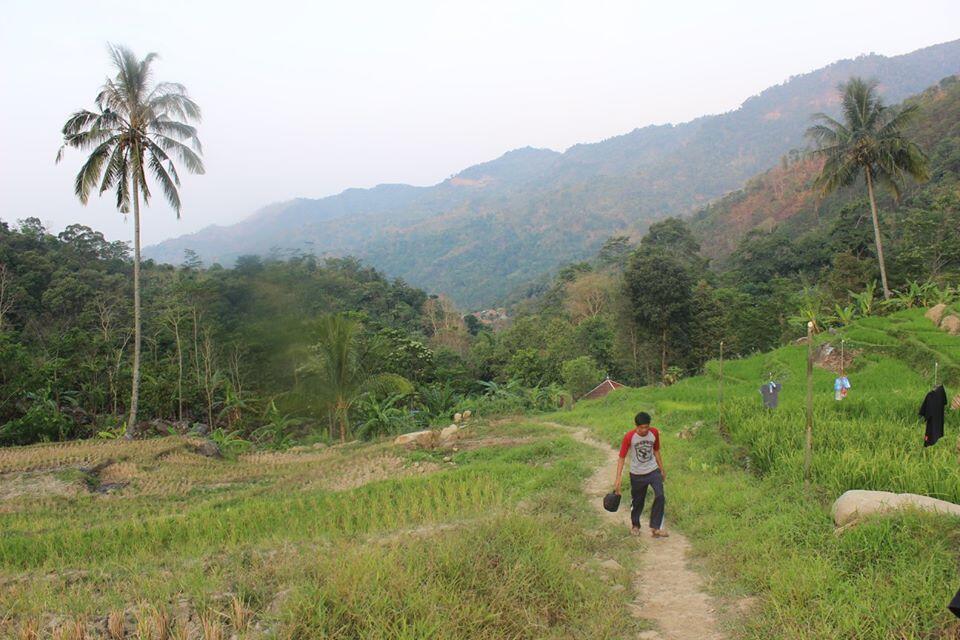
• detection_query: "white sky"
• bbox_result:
[1,0,958,245]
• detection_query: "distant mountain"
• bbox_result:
[690,74,960,261]
[146,39,960,308]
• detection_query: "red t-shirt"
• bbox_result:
[619,427,660,475]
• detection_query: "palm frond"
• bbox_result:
[361,373,415,397]
[149,118,203,152]
[59,45,202,214]
[115,158,130,213]
[61,110,101,136]
[98,140,128,196]
[73,141,114,203]
[149,92,202,122]
[151,135,205,174]
[146,145,182,215]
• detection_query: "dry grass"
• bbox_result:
[197,613,223,640]
[227,596,251,632]
[0,437,443,507]
[0,421,640,639]
[106,611,125,640]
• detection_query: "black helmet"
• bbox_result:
[602,492,621,512]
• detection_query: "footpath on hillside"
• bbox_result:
[540,421,725,640]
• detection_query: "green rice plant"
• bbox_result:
[549,309,960,638]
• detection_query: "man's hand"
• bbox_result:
[660,469,667,481]
[613,483,621,495]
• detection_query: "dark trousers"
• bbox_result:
[629,469,665,529]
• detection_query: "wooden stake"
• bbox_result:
[840,339,845,377]
[804,321,814,489]
[718,341,724,430]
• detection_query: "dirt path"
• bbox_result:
[541,421,725,640]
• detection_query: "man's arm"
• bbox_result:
[613,456,625,494]
[654,450,666,480]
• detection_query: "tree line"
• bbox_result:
[4,48,954,447]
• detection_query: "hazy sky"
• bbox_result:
[1,0,958,246]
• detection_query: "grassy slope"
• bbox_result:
[550,308,960,639]
[3,309,960,639]
[0,422,646,639]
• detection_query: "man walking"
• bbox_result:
[613,411,668,538]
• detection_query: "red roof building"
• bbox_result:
[580,377,626,401]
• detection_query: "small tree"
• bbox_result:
[561,356,603,399]
[624,250,694,382]
[306,314,413,442]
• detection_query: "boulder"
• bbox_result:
[191,439,222,459]
[926,303,948,326]
[462,410,472,420]
[440,424,459,441]
[393,429,436,446]
[941,314,960,336]
[190,422,211,437]
[832,489,960,528]
[453,412,462,424]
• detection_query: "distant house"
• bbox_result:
[580,377,626,401]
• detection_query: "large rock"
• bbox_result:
[832,489,960,528]
[941,314,960,336]
[393,430,437,447]
[440,424,459,441]
[191,439,222,459]
[926,303,948,325]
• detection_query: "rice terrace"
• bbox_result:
[3,2,960,639]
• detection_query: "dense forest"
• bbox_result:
[0,221,439,442]
[3,73,959,448]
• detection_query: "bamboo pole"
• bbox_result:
[804,321,814,489]
[718,341,724,431]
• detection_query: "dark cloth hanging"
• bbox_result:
[918,385,947,447]
[759,382,782,409]
[950,587,960,618]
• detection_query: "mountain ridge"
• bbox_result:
[146,39,960,307]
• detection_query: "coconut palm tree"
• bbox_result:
[56,45,204,433]
[306,314,413,442]
[807,77,928,300]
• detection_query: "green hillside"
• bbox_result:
[144,41,960,307]
[552,307,960,638]
[691,74,960,264]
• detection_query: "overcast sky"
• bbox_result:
[1,0,958,246]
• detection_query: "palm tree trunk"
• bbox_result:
[126,182,142,438]
[865,171,891,300]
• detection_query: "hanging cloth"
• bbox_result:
[952,392,960,411]
[833,376,851,401]
[759,382,782,409]
[919,385,947,447]
[950,587,960,618]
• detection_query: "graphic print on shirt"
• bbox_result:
[620,428,660,475]
[634,438,655,466]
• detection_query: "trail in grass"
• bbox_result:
[541,421,725,640]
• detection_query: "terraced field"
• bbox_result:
[2,308,959,639]
[0,421,648,639]
[551,308,960,638]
